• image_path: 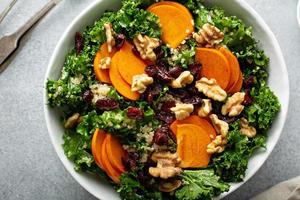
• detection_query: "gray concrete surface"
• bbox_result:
[0,0,299,199]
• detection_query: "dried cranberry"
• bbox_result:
[189,63,202,80]
[182,96,203,106]
[243,75,255,88]
[137,171,148,183]
[122,152,139,171]
[153,130,169,145]
[169,66,183,78]
[95,98,119,110]
[127,107,144,120]
[82,90,93,104]
[218,115,238,124]
[143,84,162,104]
[132,46,140,57]
[186,85,201,96]
[169,88,190,99]
[153,46,164,60]
[145,65,158,77]
[156,111,175,124]
[115,34,126,50]
[156,64,173,82]
[243,89,253,106]
[161,100,176,112]
[75,32,84,54]
[153,125,173,145]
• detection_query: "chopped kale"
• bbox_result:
[176,169,229,200]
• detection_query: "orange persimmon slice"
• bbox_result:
[93,42,117,83]
[170,115,216,139]
[227,70,243,94]
[115,41,147,85]
[101,136,122,183]
[91,128,107,171]
[196,48,231,90]
[109,52,140,101]
[148,1,193,20]
[105,134,126,173]
[148,4,194,48]
[219,47,241,92]
[176,124,212,168]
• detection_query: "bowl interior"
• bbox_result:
[44,0,289,199]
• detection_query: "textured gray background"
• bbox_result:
[0,0,299,199]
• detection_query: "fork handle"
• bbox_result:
[12,0,57,40]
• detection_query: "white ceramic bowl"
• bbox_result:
[44,0,289,199]
[297,0,300,27]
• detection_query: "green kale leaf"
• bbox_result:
[244,85,280,132]
[113,0,161,39]
[46,50,94,108]
[118,173,163,200]
[63,129,98,173]
[175,169,229,200]
[213,121,266,182]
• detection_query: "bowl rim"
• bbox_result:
[297,0,300,27]
[43,0,289,199]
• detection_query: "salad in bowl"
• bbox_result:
[46,0,281,199]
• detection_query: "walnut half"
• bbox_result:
[149,151,182,179]
[195,77,227,102]
[170,71,194,88]
[131,74,153,93]
[64,113,80,129]
[221,92,245,117]
[170,103,194,120]
[193,23,224,48]
[207,135,227,154]
[133,34,160,61]
[207,114,229,154]
[198,99,212,117]
[210,114,229,138]
[104,23,115,53]
[240,118,257,138]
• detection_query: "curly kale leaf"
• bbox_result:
[237,45,269,84]
[175,169,229,200]
[77,103,159,141]
[46,50,94,108]
[118,173,163,200]
[46,21,107,108]
[113,0,161,39]
[171,39,196,69]
[244,85,280,132]
[212,121,266,182]
[63,129,104,174]
[76,110,136,142]
[89,0,161,40]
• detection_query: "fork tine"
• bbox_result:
[0,0,18,24]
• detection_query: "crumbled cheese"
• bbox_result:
[89,83,111,104]
[53,86,63,98]
[70,74,83,85]
[160,94,180,102]
[137,125,155,145]
[191,19,195,26]
[98,57,111,69]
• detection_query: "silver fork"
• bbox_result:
[0,0,18,24]
[0,0,61,70]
